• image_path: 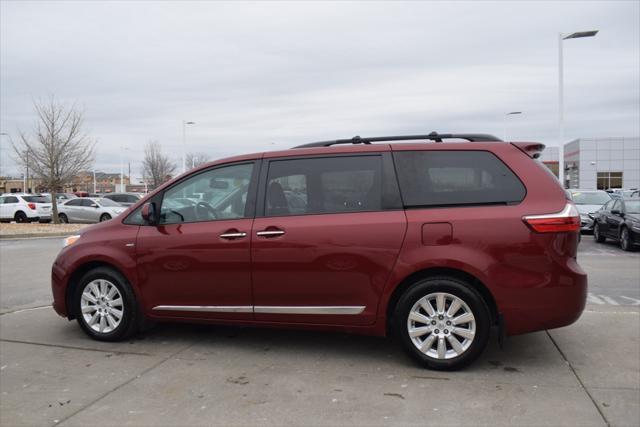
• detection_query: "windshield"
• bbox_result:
[626,200,640,214]
[98,198,122,207]
[571,191,611,205]
[22,196,49,203]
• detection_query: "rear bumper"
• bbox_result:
[500,257,587,336]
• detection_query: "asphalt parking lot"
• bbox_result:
[0,236,638,426]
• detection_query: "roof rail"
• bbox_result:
[292,132,502,148]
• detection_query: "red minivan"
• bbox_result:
[51,133,587,370]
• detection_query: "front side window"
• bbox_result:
[611,200,622,211]
[265,155,382,216]
[393,150,526,207]
[65,199,83,207]
[160,162,254,224]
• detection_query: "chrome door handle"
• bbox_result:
[256,230,285,237]
[219,232,247,239]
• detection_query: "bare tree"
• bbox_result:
[12,97,95,223]
[185,152,209,169]
[142,141,176,189]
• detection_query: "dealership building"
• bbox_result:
[538,137,640,190]
[563,137,639,190]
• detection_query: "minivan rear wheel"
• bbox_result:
[394,277,491,370]
[75,267,138,341]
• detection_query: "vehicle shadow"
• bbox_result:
[129,321,560,376]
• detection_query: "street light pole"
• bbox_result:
[182,120,195,174]
[119,146,129,192]
[503,111,522,142]
[558,30,598,189]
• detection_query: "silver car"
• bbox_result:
[568,189,612,232]
[58,197,127,223]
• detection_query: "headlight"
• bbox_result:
[63,235,81,247]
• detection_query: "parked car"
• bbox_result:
[57,197,127,223]
[592,198,640,251]
[567,189,611,232]
[102,192,144,207]
[51,133,586,370]
[73,191,90,198]
[0,193,53,223]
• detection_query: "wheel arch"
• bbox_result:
[384,267,499,334]
[65,261,131,320]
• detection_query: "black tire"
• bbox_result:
[594,223,606,243]
[99,214,111,222]
[620,227,634,252]
[74,267,139,341]
[394,277,491,371]
[14,211,28,223]
[58,213,69,224]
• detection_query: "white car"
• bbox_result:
[0,193,53,223]
[57,197,127,223]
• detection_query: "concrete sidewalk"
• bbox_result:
[0,306,638,427]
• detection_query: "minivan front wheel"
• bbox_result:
[75,267,138,341]
[395,277,491,370]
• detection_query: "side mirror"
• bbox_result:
[91,203,99,208]
[141,202,157,225]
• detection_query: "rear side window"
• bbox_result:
[22,196,48,203]
[393,151,526,207]
[265,155,382,216]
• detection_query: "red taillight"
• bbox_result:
[28,203,36,210]
[523,203,580,233]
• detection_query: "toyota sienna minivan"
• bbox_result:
[52,133,587,370]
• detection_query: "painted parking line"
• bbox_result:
[587,293,640,306]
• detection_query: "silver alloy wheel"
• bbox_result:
[407,292,476,360]
[81,279,124,334]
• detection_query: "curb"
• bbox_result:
[0,232,76,240]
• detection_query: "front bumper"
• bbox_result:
[580,216,594,231]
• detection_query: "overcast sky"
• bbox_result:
[1,0,638,180]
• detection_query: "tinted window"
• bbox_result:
[6,197,19,203]
[160,162,254,224]
[105,194,122,202]
[265,155,382,216]
[611,200,621,211]
[65,199,83,206]
[81,199,96,207]
[126,195,140,203]
[393,151,526,207]
[22,196,48,203]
